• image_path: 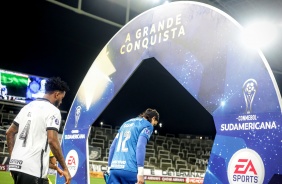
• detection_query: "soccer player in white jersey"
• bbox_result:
[6,77,71,184]
[107,108,159,184]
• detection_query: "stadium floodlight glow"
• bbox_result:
[221,101,226,107]
[242,20,278,49]
[154,130,158,134]
[163,0,170,4]
[100,121,103,126]
[153,0,161,4]
[159,122,163,128]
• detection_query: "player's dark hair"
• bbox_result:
[139,108,159,122]
[45,77,69,93]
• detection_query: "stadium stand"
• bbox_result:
[0,100,214,177]
[165,133,175,138]
[90,137,105,149]
[158,150,170,160]
[176,160,188,170]
[0,128,8,155]
[178,152,185,159]
[154,135,166,145]
[160,158,173,170]
[161,142,168,150]
[149,157,158,166]
[146,148,156,159]
[146,144,154,150]
[100,124,113,134]
[91,125,214,175]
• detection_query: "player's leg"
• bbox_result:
[107,169,139,184]
[10,171,19,183]
[107,169,122,184]
[10,171,40,184]
[38,177,49,184]
[117,170,137,184]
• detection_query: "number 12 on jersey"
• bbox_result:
[116,131,131,152]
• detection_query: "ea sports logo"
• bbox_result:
[228,148,264,184]
[66,149,79,177]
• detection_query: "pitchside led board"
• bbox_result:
[57,1,282,184]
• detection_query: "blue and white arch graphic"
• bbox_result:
[57,1,282,184]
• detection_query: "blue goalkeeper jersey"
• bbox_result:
[110,117,153,172]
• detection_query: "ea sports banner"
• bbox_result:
[58,1,282,184]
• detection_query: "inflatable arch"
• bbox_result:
[57,1,282,184]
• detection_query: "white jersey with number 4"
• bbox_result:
[9,98,61,178]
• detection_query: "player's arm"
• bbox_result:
[108,136,118,168]
[49,156,57,169]
[136,135,148,184]
[47,130,65,169]
[49,155,64,176]
[47,129,71,183]
[103,137,118,183]
[6,122,19,156]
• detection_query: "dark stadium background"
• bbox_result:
[1,0,281,138]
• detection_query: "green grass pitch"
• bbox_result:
[0,172,184,184]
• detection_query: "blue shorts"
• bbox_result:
[107,169,137,184]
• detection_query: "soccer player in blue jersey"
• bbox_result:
[107,108,159,184]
